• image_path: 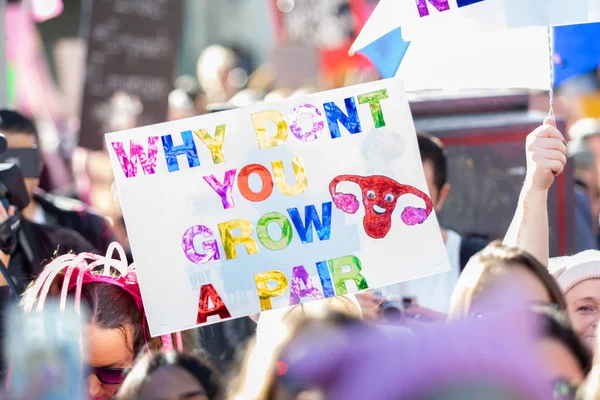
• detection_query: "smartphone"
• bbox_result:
[0,147,42,178]
[6,301,86,400]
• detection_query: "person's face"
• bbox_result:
[422,160,450,212]
[4,132,40,198]
[136,365,209,400]
[86,324,135,400]
[537,338,585,387]
[565,279,600,352]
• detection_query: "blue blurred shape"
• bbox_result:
[554,22,600,88]
[358,27,411,79]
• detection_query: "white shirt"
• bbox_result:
[31,204,46,225]
[383,230,462,313]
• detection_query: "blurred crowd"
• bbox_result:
[0,44,600,400]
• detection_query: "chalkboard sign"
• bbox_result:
[79,0,182,150]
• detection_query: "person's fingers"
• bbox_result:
[0,204,8,220]
[7,206,16,217]
[534,149,567,166]
[532,151,565,175]
[535,137,567,153]
[543,116,556,127]
[547,160,565,175]
[533,124,565,143]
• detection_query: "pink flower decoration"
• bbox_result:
[401,207,428,225]
[333,193,359,214]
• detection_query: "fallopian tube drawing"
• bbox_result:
[329,175,434,239]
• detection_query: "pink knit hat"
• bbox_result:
[549,250,600,293]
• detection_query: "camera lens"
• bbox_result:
[381,303,403,324]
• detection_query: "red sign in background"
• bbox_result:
[269,0,377,77]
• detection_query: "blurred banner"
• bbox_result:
[553,22,600,88]
[78,0,183,150]
[397,26,551,91]
[6,3,65,119]
[270,0,374,79]
[354,0,600,50]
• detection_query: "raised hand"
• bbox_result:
[524,118,567,192]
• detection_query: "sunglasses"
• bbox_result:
[84,366,132,385]
[552,379,578,400]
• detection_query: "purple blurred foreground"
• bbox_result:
[281,289,550,400]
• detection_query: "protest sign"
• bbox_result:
[107,78,450,336]
[79,0,182,150]
[398,26,551,91]
[353,0,600,52]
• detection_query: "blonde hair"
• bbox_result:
[449,241,567,320]
[229,297,362,399]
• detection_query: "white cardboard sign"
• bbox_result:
[107,78,450,336]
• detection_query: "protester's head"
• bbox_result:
[255,295,362,340]
[551,251,600,352]
[449,242,567,320]
[23,276,145,399]
[230,298,363,400]
[196,45,242,103]
[21,247,196,400]
[117,351,222,400]
[570,118,600,146]
[532,306,591,395]
[571,118,600,173]
[275,296,549,400]
[167,88,197,121]
[0,109,42,198]
[570,140,598,185]
[417,132,449,212]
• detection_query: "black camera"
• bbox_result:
[379,297,416,324]
[0,134,31,211]
[0,134,32,255]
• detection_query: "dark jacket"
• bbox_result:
[574,183,598,252]
[8,218,97,291]
[33,189,116,254]
[459,234,490,272]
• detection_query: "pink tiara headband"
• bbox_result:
[22,242,182,352]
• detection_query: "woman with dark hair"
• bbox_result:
[449,241,567,320]
[20,244,198,400]
[117,351,222,400]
